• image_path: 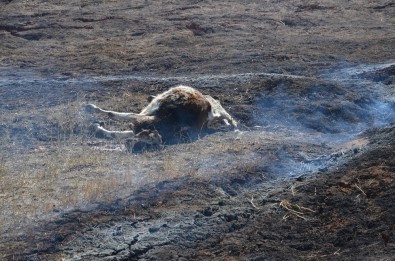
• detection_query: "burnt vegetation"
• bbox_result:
[0,0,394,260]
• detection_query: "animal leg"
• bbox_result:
[206,114,237,129]
[203,95,238,128]
[85,104,154,122]
[216,111,238,128]
[91,123,135,139]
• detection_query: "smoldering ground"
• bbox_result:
[1,0,394,258]
[0,61,394,259]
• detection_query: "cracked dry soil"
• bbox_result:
[0,0,394,260]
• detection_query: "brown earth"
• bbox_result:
[0,0,394,260]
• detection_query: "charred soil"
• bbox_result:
[0,0,394,260]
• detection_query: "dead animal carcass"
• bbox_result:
[85,85,237,151]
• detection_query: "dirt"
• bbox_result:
[0,0,394,260]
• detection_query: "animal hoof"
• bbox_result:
[90,122,100,131]
[91,121,105,129]
[85,103,98,113]
[90,122,107,138]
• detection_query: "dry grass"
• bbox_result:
[0,89,295,246]
[0,101,128,235]
[280,199,315,221]
[1,146,105,218]
[0,92,299,253]
[0,154,6,178]
[300,249,342,261]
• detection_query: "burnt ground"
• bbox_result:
[0,0,394,260]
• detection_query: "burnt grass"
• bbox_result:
[1,0,395,260]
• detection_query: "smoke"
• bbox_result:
[324,62,395,130]
[254,62,395,135]
[0,62,393,177]
[252,62,394,176]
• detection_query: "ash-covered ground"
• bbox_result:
[0,0,394,260]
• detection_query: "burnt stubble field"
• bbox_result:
[0,0,394,260]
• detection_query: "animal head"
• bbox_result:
[125,129,163,152]
[134,129,162,145]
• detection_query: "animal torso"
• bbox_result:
[137,86,212,137]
